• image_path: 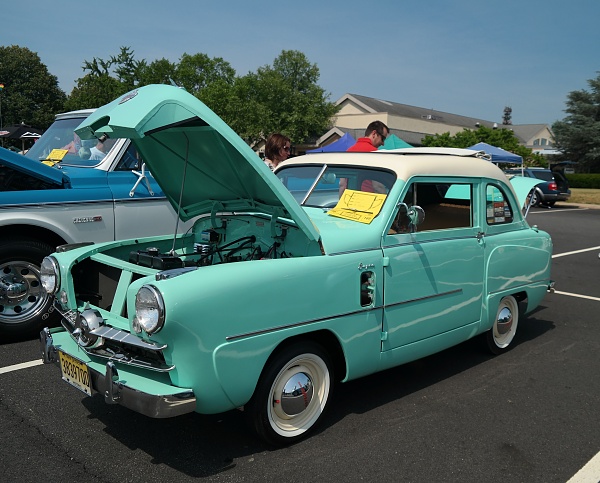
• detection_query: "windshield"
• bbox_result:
[277,165,396,208]
[25,116,120,167]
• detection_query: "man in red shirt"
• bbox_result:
[340,121,390,193]
[347,121,389,152]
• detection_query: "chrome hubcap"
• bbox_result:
[268,353,330,437]
[278,371,314,417]
[0,261,47,324]
[496,307,513,335]
[493,297,518,348]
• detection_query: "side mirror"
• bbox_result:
[396,203,425,232]
[407,205,425,226]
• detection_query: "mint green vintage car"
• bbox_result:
[40,85,553,446]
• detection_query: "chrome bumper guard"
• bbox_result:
[547,280,556,293]
[40,328,196,418]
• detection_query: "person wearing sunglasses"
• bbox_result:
[341,120,390,194]
[264,133,291,171]
[347,121,389,152]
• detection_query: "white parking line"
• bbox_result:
[553,246,600,258]
[567,450,600,483]
[553,290,600,302]
[0,359,43,375]
[531,208,588,214]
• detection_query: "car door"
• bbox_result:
[381,179,485,353]
[107,142,190,239]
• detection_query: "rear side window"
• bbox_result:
[391,182,472,233]
[486,185,514,225]
[530,170,554,181]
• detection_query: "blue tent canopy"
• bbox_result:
[467,142,522,164]
[307,133,356,153]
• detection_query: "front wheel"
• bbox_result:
[0,239,60,339]
[245,341,333,446]
[486,295,519,355]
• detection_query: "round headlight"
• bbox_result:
[40,256,60,295]
[135,285,165,334]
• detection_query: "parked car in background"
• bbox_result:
[0,109,194,339]
[40,85,553,446]
[504,167,571,207]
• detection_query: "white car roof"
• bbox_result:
[280,148,509,183]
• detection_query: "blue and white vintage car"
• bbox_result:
[40,85,553,446]
[0,110,194,338]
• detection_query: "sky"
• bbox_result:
[2,0,599,125]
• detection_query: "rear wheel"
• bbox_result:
[245,341,333,446]
[486,295,519,354]
[0,239,60,339]
[530,190,542,207]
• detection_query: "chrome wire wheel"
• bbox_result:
[487,295,519,354]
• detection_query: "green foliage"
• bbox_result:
[65,47,141,110]
[175,53,235,93]
[64,74,126,111]
[552,72,600,172]
[2,45,338,148]
[0,45,66,130]
[66,47,337,146]
[565,173,600,189]
[137,58,177,86]
[421,126,545,167]
[225,50,338,145]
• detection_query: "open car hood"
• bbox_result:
[508,176,545,208]
[0,145,68,187]
[75,85,320,242]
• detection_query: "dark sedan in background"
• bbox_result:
[505,167,571,207]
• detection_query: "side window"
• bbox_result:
[390,182,472,233]
[115,143,142,171]
[486,185,514,225]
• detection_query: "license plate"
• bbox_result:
[58,351,92,396]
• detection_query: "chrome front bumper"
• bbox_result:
[40,327,196,418]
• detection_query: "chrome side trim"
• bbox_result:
[0,197,169,210]
[384,288,463,308]
[225,288,463,342]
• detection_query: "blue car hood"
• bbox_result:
[0,146,68,187]
[74,85,320,243]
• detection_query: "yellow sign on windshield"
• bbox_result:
[42,149,69,166]
[328,189,387,224]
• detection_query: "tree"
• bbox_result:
[65,47,236,111]
[137,58,177,86]
[552,72,600,172]
[422,126,545,167]
[249,50,338,145]
[175,53,235,93]
[0,45,66,130]
[200,51,338,146]
[64,48,337,148]
[65,47,141,110]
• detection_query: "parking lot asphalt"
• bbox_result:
[0,203,598,483]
